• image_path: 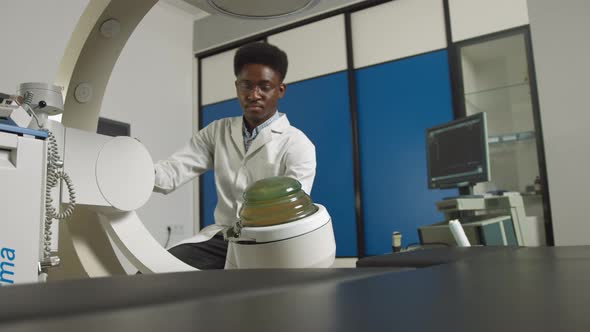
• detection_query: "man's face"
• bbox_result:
[235,63,286,129]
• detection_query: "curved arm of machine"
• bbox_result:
[97,210,195,273]
[59,125,196,275]
[0,105,196,284]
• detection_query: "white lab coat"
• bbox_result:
[154,113,316,228]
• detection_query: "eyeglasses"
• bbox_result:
[236,80,277,94]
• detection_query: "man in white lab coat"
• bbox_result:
[153,42,316,269]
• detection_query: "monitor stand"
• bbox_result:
[443,185,483,200]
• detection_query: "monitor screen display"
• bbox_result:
[426,112,489,189]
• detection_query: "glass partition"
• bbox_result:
[456,29,549,243]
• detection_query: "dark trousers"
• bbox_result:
[168,235,228,270]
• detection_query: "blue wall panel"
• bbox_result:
[200,99,241,228]
[355,50,457,255]
[280,72,357,257]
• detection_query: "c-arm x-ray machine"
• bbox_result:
[1,83,196,285]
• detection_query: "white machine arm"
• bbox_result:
[60,128,197,275]
[98,210,195,273]
[0,84,196,284]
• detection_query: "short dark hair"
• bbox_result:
[234,42,288,81]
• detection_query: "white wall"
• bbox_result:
[268,15,347,84]
[0,0,90,92]
[449,0,529,42]
[351,0,447,68]
[201,47,238,105]
[528,0,590,245]
[101,1,204,246]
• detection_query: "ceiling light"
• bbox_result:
[206,0,320,19]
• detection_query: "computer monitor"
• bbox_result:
[426,112,490,189]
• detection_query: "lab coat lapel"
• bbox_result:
[244,127,273,158]
[244,114,289,159]
[230,117,245,157]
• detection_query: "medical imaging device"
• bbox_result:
[419,113,545,247]
[0,0,335,286]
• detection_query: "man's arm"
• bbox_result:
[283,134,316,195]
[154,123,216,194]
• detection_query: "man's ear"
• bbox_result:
[278,83,286,98]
